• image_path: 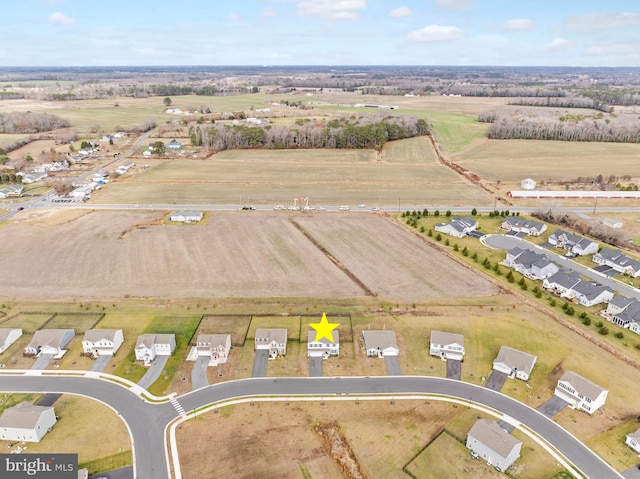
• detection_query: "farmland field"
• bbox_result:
[0,210,496,301]
[96,140,491,206]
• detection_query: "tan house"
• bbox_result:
[24,329,75,357]
[188,334,232,366]
[255,329,287,359]
[0,402,57,442]
[362,330,399,358]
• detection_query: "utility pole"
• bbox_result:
[593,196,598,214]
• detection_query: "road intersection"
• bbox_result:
[0,371,622,479]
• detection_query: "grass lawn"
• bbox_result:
[197,315,252,346]
[46,313,103,332]
[0,395,131,474]
[0,312,53,332]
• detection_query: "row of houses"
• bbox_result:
[504,247,559,280]
[548,230,599,256]
[543,269,614,307]
[429,330,608,414]
[434,215,548,240]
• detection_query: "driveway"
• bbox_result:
[309,357,323,377]
[252,350,269,378]
[37,393,61,407]
[31,354,54,370]
[191,356,209,390]
[138,355,170,390]
[446,359,462,380]
[90,355,111,373]
[384,356,403,376]
[537,396,569,418]
[89,466,133,479]
[485,370,508,391]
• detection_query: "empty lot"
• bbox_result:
[0,210,496,301]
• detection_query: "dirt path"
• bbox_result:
[314,422,369,479]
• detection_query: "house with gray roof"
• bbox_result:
[492,346,537,381]
[429,331,464,361]
[466,419,522,472]
[593,249,640,278]
[0,184,24,198]
[362,330,399,358]
[434,216,478,238]
[0,328,22,354]
[255,329,287,359]
[82,329,124,357]
[500,217,547,236]
[0,402,57,442]
[543,270,581,294]
[504,248,558,279]
[24,329,75,357]
[568,280,614,307]
[188,334,232,366]
[554,371,608,414]
[605,296,640,332]
[307,330,339,359]
[548,230,599,256]
[135,333,176,365]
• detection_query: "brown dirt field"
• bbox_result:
[0,210,496,302]
[176,400,461,479]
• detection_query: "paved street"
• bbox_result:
[0,374,623,479]
[484,234,640,301]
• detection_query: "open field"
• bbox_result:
[96,141,490,206]
[452,139,640,182]
[0,210,496,302]
[0,133,31,148]
[176,399,567,479]
[0,394,131,471]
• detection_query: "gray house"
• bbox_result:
[504,247,558,279]
[466,419,522,472]
[0,402,57,442]
[434,217,478,238]
[24,329,75,357]
[362,330,399,357]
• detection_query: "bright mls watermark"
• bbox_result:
[0,454,77,478]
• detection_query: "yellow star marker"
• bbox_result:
[310,313,340,343]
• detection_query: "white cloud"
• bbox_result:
[48,12,75,25]
[565,12,640,32]
[390,7,412,18]
[408,25,463,42]
[296,0,366,20]
[545,38,572,51]
[436,0,474,10]
[502,18,535,31]
[261,8,277,17]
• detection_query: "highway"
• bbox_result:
[0,374,622,479]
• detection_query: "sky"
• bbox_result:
[2,0,640,67]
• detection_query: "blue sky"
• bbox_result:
[2,0,640,66]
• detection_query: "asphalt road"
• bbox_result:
[484,234,640,301]
[0,374,620,479]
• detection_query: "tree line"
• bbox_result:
[478,108,640,143]
[0,111,69,134]
[507,96,612,112]
[189,115,430,151]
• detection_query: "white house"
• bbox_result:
[0,185,24,198]
[434,217,478,238]
[500,217,547,236]
[543,270,581,295]
[255,329,287,359]
[548,230,599,256]
[82,329,124,357]
[134,334,176,365]
[362,330,399,358]
[626,429,640,454]
[554,371,608,414]
[24,329,75,357]
[0,328,22,354]
[188,334,232,366]
[167,140,183,149]
[593,249,640,278]
[307,330,339,359]
[492,346,537,381]
[568,281,614,307]
[466,419,522,472]
[504,247,559,279]
[169,211,203,223]
[0,403,57,443]
[605,296,640,331]
[520,178,536,190]
[429,331,464,361]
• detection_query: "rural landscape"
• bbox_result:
[1,60,640,479]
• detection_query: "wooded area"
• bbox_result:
[0,112,69,134]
